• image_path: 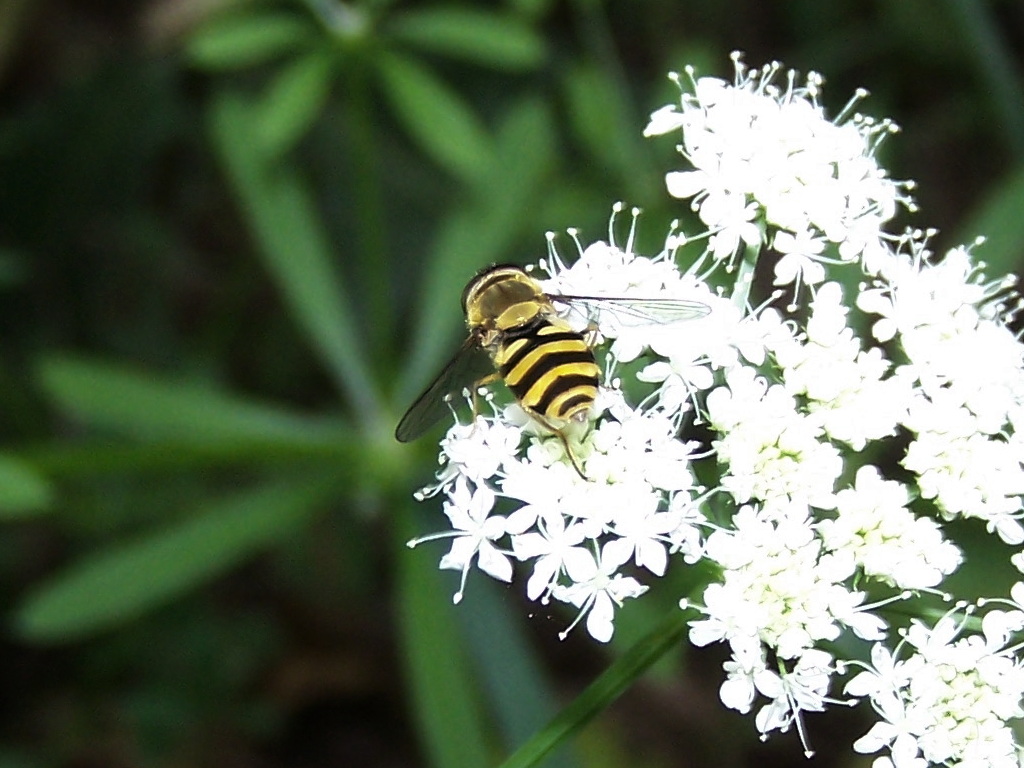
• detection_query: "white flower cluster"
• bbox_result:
[848,598,1024,768]
[860,244,1024,544]
[411,245,716,643]
[644,52,914,289]
[405,55,1024,765]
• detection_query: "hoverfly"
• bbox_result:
[394,264,710,477]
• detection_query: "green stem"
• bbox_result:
[730,239,762,312]
[496,607,691,768]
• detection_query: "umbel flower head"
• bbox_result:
[404,54,1024,764]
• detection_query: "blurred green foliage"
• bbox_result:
[0,0,1022,766]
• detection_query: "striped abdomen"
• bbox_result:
[495,318,600,421]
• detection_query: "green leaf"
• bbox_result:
[187,12,314,71]
[209,92,381,421]
[388,8,545,71]
[563,63,646,189]
[396,506,494,768]
[397,98,556,402]
[497,609,690,768]
[257,49,334,158]
[507,0,554,18]
[15,479,327,642]
[376,50,493,184]
[38,354,333,443]
[940,0,1024,158]
[395,213,483,406]
[481,97,557,229]
[956,163,1024,279]
[0,455,52,517]
[457,582,575,768]
[22,438,359,478]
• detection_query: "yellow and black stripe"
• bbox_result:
[495,318,600,421]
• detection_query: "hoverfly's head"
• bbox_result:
[462,264,544,330]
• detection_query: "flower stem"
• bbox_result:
[496,608,691,768]
[730,239,762,311]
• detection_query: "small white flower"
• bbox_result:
[851,690,925,768]
[433,415,522,488]
[552,545,648,643]
[501,457,583,534]
[700,192,764,262]
[510,509,592,602]
[410,478,512,605]
[820,465,962,589]
[720,640,767,713]
[604,499,677,576]
[772,228,827,289]
[753,649,836,756]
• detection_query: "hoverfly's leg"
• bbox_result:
[582,321,601,349]
[532,413,588,481]
[469,373,500,424]
[559,431,588,481]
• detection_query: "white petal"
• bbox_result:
[562,548,597,583]
[844,669,880,698]
[476,543,513,583]
[585,593,615,643]
[525,555,558,600]
[600,538,633,571]
[1011,581,1024,605]
[643,104,684,136]
[688,618,724,647]
[635,540,668,576]
[846,610,888,641]
[994,516,1024,545]
[719,676,755,713]
[665,170,708,199]
[439,537,477,570]
[852,722,896,754]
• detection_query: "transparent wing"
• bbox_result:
[394,337,494,443]
[552,294,711,325]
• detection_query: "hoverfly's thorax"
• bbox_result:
[493,301,543,331]
[463,264,549,332]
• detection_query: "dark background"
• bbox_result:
[0,1,1022,766]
